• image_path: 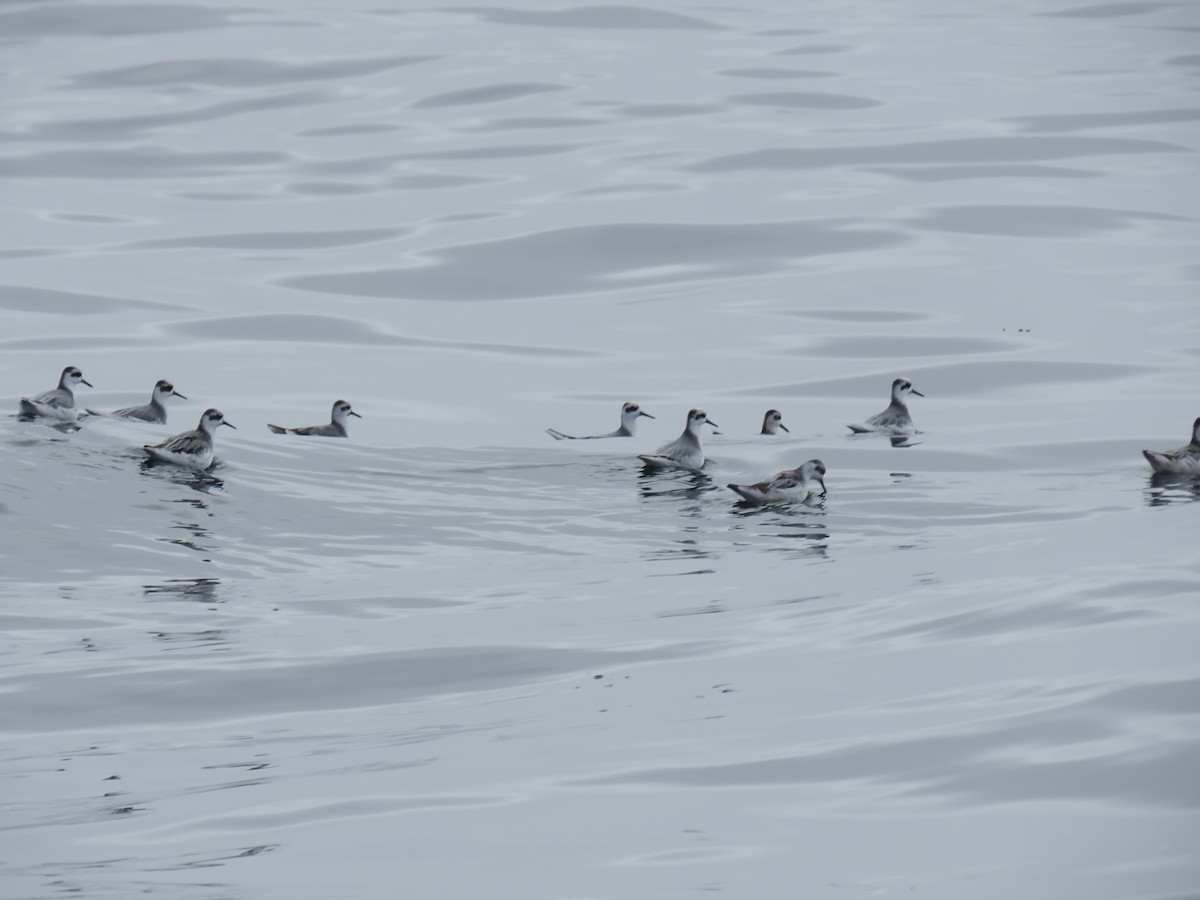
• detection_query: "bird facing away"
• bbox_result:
[19,366,92,420]
[638,408,718,470]
[268,400,361,437]
[847,378,924,434]
[547,401,654,440]
[760,409,789,435]
[110,380,187,424]
[143,408,236,470]
[728,459,826,504]
[1143,417,1200,474]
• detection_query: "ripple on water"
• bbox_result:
[730,359,1148,398]
[69,55,438,89]
[910,204,1190,238]
[800,335,1016,359]
[727,91,883,110]
[446,6,727,30]
[0,147,286,179]
[688,135,1186,172]
[0,284,183,315]
[114,227,408,252]
[866,164,1102,182]
[0,3,242,38]
[1042,2,1178,18]
[281,219,911,301]
[411,82,568,109]
[1005,108,1200,132]
[717,68,835,80]
[2,91,336,143]
[582,674,1200,808]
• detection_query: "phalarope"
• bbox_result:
[1143,417,1200,474]
[547,401,654,440]
[19,366,92,420]
[728,459,826,504]
[109,380,187,424]
[268,400,361,437]
[638,408,718,470]
[143,408,235,470]
[760,409,789,435]
[848,378,924,434]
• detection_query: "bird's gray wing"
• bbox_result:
[152,431,208,453]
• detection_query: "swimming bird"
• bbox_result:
[547,401,654,440]
[109,380,187,424]
[1143,417,1200,474]
[760,409,789,435]
[143,408,235,470]
[638,408,718,470]
[847,378,924,434]
[728,459,826,504]
[268,400,361,437]
[18,366,92,420]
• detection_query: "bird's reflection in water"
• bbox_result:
[140,457,226,494]
[637,465,719,503]
[729,499,830,559]
[15,412,82,434]
[1145,472,1200,507]
[846,432,922,448]
[143,577,222,603]
[643,536,712,565]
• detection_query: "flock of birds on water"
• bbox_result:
[16,365,1200,503]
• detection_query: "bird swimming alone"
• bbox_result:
[547,401,654,440]
[760,409,789,435]
[268,400,361,437]
[638,408,718,470]
[143,408,235,470]
[108,379,187,424]
[728,459,826,504]
[1143,417,1200,474]
[18,366,92,421]
[847,378,924,434]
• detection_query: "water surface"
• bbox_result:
[2,1,1199,898]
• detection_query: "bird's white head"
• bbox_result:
[200,408,236,433]
[892,378,923,401]
[332,400,361,424]
[61,366,92,389]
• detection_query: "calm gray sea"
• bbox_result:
[2,1,1199,897]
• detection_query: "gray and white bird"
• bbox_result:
[728,459,826,504]
[848,378,924,434]
[638,408,718,470]
[268,400,361,437]
[19,366,92,420]
[1143,417,1200,474]
[760,409,789,435]
[109,380,187,424]
[547,401,654,440]
[143,408,235,470]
